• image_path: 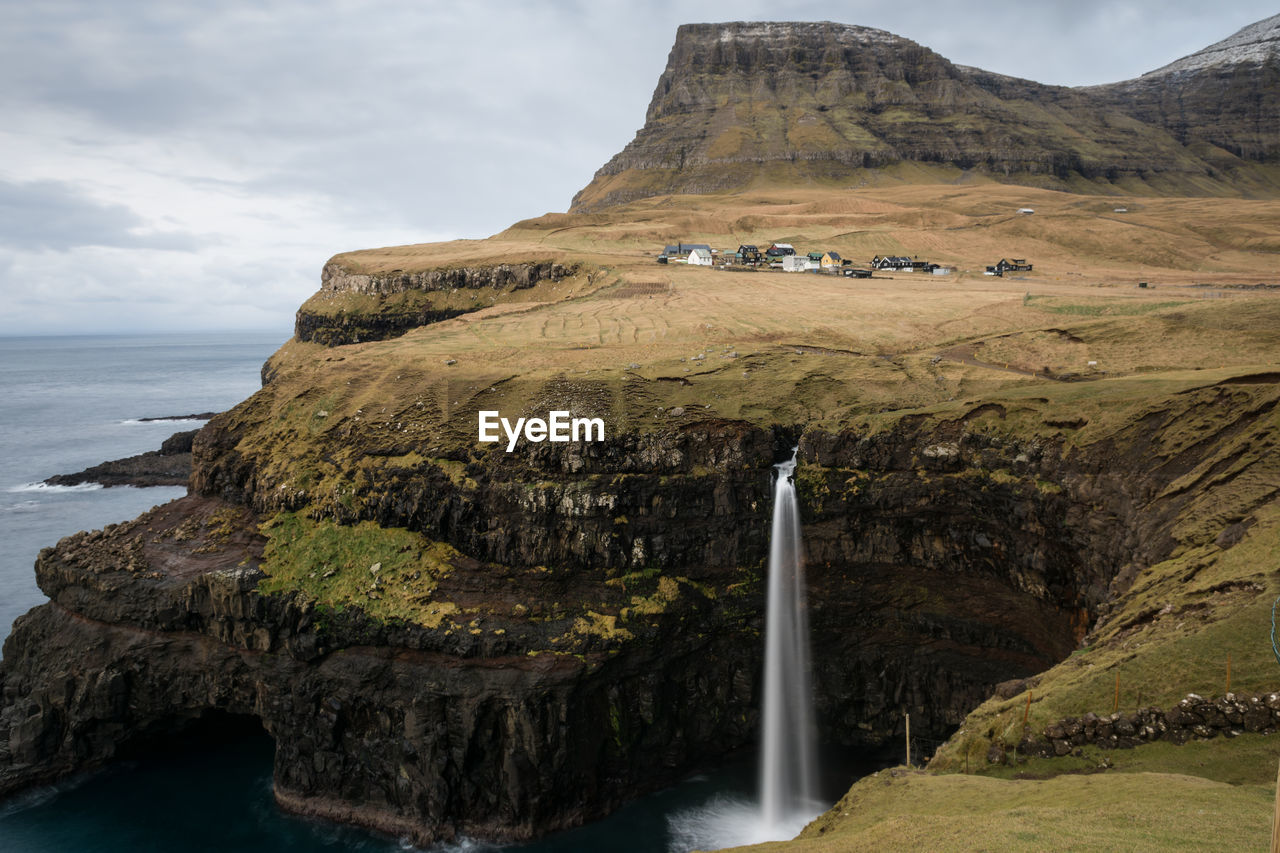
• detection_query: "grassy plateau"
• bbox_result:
[241,179,1280,850]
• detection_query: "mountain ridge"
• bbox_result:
[571,17,1280,211]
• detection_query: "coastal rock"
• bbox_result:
[43,428,199,488]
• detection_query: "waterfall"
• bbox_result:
[759,449,819,829]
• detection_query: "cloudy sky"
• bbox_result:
[1,1,1274,335]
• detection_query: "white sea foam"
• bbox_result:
[119,417,207,425]
[415,837,503,853]
[7,481,103,493]
[666,793,823,852]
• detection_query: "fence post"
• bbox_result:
[905,713,911,768]
[1272,756,1280,853]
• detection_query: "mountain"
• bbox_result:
[571,18,1280,211]
[1088,14,1280,162]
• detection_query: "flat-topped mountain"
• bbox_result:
[572,18,1280,210]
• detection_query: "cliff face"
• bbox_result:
[294,261,580,347]
[1088,14,1280,163]
[5,373,1275,843]
[571,19,1280,210]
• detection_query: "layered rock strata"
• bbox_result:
[4,376,1274,842]
[572,19,1280,210]
[295,261,577,346]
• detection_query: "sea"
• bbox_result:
[0,332,866,852]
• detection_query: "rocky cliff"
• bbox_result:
[571,19,1280,210]
[1088,14,1280,163]
[4,364,1275,843]
[294,260,581,346]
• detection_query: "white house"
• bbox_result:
[782,255,818,272]
[687,248,713,266]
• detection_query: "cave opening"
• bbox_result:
[115,708,272,763]
[0,710,337,851]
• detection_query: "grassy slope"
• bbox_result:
[734,769,1273,852]
[246,183,1280,848]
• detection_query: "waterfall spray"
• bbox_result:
[759,449,818,829]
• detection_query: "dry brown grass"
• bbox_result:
[245,183,1280,850]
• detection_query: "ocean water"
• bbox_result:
[0,332,870,852]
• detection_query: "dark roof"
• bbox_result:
[663,243,711,255]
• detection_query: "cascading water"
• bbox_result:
[759,449,819,830]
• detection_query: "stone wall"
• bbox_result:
[988,692,1280,764]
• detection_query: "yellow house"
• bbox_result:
[820,251,842,269]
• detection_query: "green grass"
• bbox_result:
[1024,295,1190,316]
[984,734,1280,788]
[931,503,1280,776]
[729,769,1274,852]
[257,511,461,628]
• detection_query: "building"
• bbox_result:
[988,258,1034,275]
[661,242,711,260]
[687,247,714,266]
[820,251,843,268]
[766,243,796,258]
[1018,208,1035,215]
[782,255,818,272]
[870,255,914,271]
[736,244,762,265]
[844,268,873,278]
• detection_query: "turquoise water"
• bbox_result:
[0,332,877,852]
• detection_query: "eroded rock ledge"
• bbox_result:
[295,261,578,346]
[318,261,576,297]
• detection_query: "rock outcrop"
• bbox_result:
[44,429,198,488]
[295,261,578,346]
[571,19,1280,210]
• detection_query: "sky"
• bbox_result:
[1,1,1275,335]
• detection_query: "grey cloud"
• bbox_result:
[0,180,209,252]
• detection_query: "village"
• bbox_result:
[657,242,1034,278]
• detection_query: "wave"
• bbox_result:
[7,481,104,493]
